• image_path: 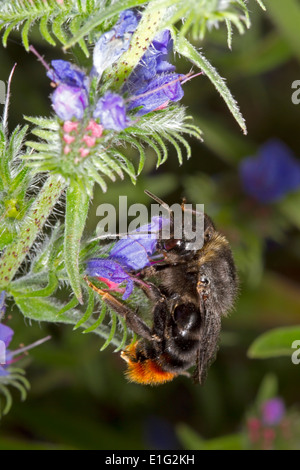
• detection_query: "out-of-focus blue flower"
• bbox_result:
[93,9,139,77]
[87,216,169,299]
[127,73,184,116]
[240,139,300,203]
[144,415,180,450]
[51,84,89,121]
[261,398,286,426]
[47,60,88,89]
[94,92,129,131]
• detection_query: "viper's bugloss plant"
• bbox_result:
[0,0,267,415]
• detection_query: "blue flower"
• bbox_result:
[0,324,14,376]
[86,216,169,299]
[47,60,88,89]
[93,92,129,131]
[51,84,89,121]
[109,216,168,269]
[86,258,134,300]
[0,322,50,377]
[129,30,175,84]
[47,60,89,121]
[48,13,184,125]
[93,9,139,77]
[124,29,184,115]
[240,139,300,203]
[127,73,184,116]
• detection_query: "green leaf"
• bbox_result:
[15,297,76,325]
[21,18,31,51]
[173,33,247,134]
[248,326,300,359]
[39,15,56,46]
[255,374,278,406]
[10,271,58,298]
[177,423,244,450]
[64,180,90,304]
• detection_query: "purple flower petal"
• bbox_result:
[261,398,285,426]
[152,29,173,55]
[110,216,169,270]
[240,139,300,203]
[127,73,184,116]
[86,258,133,300]
[116,9,140,36]
[125,29,174,86]
[94,92,129,131]
[51,84,88,121]
[47,60,88,89]
[0,324,14,348]
[93,9,139,76]
[87,258,130,284]
[86,216,169,299]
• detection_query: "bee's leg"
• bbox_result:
[84,276,153,341]
[134,278,165,302]
[135,281,172,340]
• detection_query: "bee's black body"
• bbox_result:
[86,193,238,385]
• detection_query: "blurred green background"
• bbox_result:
[1,0,300,450]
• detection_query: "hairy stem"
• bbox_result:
[111,1,170,88]
[0,174,66,288]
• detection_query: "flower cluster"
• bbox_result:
[246,397,297,450]
[47,10,184,133]
[240,140,300,203]
[86,216,168,299]
[62,119,103,160]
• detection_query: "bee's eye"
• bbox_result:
[163,238,182,251]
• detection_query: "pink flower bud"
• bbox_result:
[63,121,79,133]
[82,135,96,148]
[79,147,90,158]
[63,134,76,144]
[86,120,103,138]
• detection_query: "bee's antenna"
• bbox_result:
[144,190,175,239]
[144,190,171,214]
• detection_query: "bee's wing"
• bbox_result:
[193,290,221,384]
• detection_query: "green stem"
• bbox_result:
[0,174,66,289]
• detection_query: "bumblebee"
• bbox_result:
[85,191,238,385]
